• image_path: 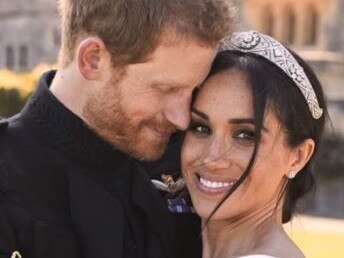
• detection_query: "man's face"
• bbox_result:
[83,38,216,161]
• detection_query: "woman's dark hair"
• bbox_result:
[204,48,327,224]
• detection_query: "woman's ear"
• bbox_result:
[287,139,315,178]
[77,37,109,80]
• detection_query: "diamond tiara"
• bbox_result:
[219,30,323,119]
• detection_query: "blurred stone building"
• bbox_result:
[0,0,59,72]
[234,0,344,101]
[1,0,343,101]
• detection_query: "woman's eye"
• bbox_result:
[195,125,210,134]
[189,123,211,136]
[235,130,256,141]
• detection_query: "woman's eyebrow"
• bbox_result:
[229,118,254,124]
[191,109,269,132]
[228,118,268,132]
[191,107,209,120]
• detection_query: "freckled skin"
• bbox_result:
[83,37,216,161]
[182,69,295,221]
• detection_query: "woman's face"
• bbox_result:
[182,69,296,220]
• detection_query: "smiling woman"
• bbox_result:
[181,31,327,258]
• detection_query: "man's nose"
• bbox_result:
[164,94,191,131]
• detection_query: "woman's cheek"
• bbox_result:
[182,134,207,170]
[182,137,211,198]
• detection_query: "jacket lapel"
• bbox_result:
[68,169,124,258]
[131,162,177,258]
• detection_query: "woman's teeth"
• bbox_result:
[199,177,235,189]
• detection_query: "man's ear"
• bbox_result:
[77,37,109,80]
[288,139,315,178]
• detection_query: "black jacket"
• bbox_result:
[0,71,201,258]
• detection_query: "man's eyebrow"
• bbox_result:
[229,118,268,132]
[191,107,208,120]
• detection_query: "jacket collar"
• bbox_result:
[19,70,128,168]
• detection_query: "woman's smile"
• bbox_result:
[194,171,238,195]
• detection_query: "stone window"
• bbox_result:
[305,6,319,46]
[261,5,274,36]
[244,0,325,48]
[19,45,28,69]
[287,10,296,44]
[5,45,15,70]
[53,28,60,46]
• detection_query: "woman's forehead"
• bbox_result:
[195,71,253,113]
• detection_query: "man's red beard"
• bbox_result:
[83,77,176,161]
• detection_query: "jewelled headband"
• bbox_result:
[219,30,323,119]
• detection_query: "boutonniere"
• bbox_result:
[151,173,195,213]
[151,173,186,193]
[11,251,22,258]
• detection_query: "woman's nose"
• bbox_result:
[203,140,231,170]
[203,157,231,171]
